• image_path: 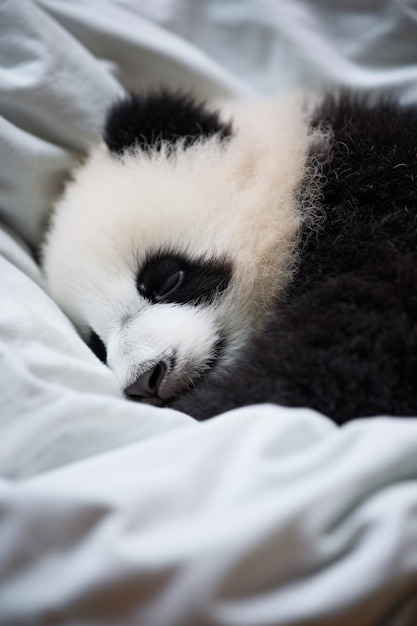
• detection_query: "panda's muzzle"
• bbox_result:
[125,361,166,400]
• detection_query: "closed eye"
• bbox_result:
[136,250,232,305]
[154,270,184,301]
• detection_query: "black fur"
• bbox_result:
[137,250,233,305]
[104,90,232,154]
[171,94,417,424]
[88,330,107,363]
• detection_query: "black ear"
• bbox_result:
[103,90,232,155]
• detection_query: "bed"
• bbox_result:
[1,1,417,623]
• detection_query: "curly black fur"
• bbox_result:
[171,94,417,424]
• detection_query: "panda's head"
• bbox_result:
[42,90,313,404]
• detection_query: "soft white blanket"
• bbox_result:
[1,1,417,624]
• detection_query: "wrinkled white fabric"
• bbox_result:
[1,0,417,624]
[136,0,417,97]
[1,402,417,625]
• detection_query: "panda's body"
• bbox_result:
[42,90,417,424]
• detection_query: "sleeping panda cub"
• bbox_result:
[42,90,417,425]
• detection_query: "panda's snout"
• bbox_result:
[110,303,223,403]
[125,361,166,399]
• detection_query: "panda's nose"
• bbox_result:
[125,362,166,398]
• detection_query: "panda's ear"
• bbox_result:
[103,90,232,155]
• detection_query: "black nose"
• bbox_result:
[125,362,166,398]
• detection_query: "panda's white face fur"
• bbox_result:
[42,93,316,402]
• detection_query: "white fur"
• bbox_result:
[42,95,319,397]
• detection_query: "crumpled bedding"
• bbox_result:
[1,1,417,624]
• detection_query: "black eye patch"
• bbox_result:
[136,251,233,305]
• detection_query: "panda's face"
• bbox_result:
[105,248,234,402]
[42,91,312,404]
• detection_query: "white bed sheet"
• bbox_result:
[1,1,417,624]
